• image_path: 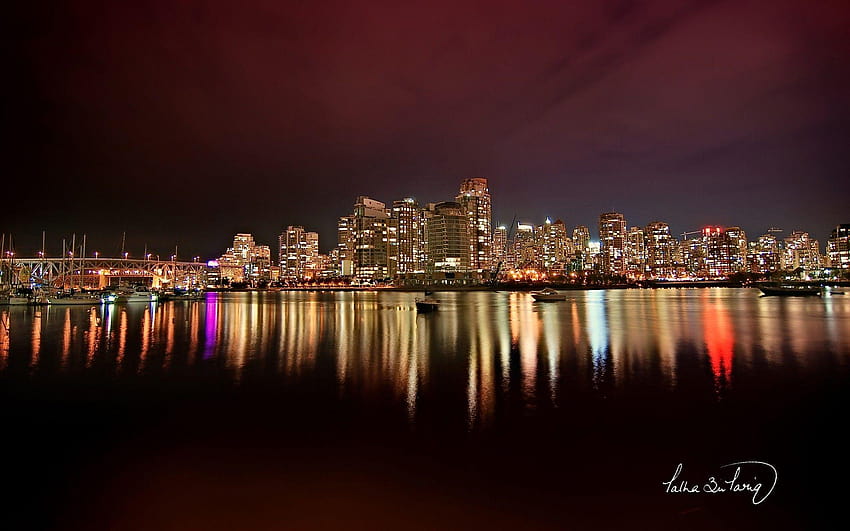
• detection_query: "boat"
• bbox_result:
[1,287,33,305]
[415,297,440,312]
[43,290,103,305]
[116,285,158,303]
[531,288,566,302]
[757,285,821,297]
[159,287,205,301]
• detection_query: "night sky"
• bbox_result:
[4,0,849,258]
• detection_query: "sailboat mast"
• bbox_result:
[82,234,87,290]
[71,234,76,290]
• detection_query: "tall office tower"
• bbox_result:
[456,177,493,271]
[749,233,782,274]
[352,196,391,280]
[540,218,571,272]
[425,201,470,272]
[391,198,423,273]
[512,222,537,268]
[492,225,509,270]
[598,212,627,275]
[279,226,320,281]
[626,226,646,278]
[783,230,822,270]
[827,224,850,269]
[336,215,356,276]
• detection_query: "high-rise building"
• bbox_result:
[425,201,469,272]
[827,224,850,269]
[626,226,646,279]
[748,233,782,274]
[699,226,747,277]
[391,198,423,273]
[337,215,356,277]
[645,222,676,279]
[573,226,590,255]
[540,218,571,273]
[783,230,821,270]
[456,178,493,271]
[512,223,537,269]
[279,226,320,281]
[599,212,627,275]
[492,225,509,271]
[352,196,391,280]
[572,225,591,271]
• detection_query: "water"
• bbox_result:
[2,289,849,530]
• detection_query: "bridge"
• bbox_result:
[0,256,208,289]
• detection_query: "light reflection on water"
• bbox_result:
[1,288,849,423]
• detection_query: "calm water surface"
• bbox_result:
[2,288,849,530]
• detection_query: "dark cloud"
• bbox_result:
[3,0,849,257]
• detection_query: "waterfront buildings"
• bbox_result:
[783,230,822,271]
[216,233,271,284]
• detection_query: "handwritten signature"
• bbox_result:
[662,461,777,505]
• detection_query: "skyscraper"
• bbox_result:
[626,226,646,278]
[391,198,423,273]
[336,215,356,276]
[492,225,508,271]
[352,196,391,280]
[598,212,627,276]
[456,177,493,271]
[541,218,571,273]
[827,224,850,269]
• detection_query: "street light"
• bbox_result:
[94,251,99,259]
[123,252,129,259]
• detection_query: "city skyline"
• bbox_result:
[4,1,850,258]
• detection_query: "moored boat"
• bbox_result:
[415,298,440,312]
[116,285,158,303]
[531,288,566,302]
[757,285,821,297]
[43,290,103,305]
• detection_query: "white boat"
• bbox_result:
[531,288,566,302]
[116,285,158,303]
[44,290,103,306]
